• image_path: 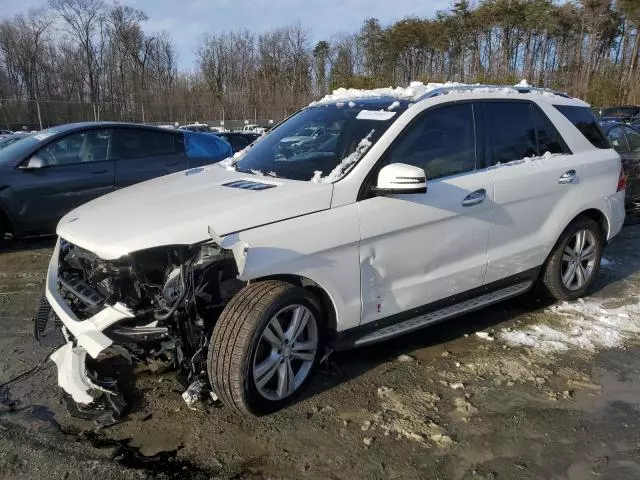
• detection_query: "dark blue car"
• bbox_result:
[0,122,232,239]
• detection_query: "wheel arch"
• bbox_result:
[573,208,609,241]
[250,274,338,333]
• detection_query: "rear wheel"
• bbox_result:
[540,216,604,301]
[207,280,324,416]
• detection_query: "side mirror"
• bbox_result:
[21,156,47,170]
[374,163,427,195]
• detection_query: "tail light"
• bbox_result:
[617,166,627,192]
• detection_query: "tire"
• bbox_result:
[207,280,324,416]
[539,216,604,301]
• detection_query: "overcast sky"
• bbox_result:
[1,0,451,70]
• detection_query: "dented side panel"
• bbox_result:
[358,173,494,325]
[229,203,362,331]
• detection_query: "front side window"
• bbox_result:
[554,105,609,149]
[232,101,408,181]
[606,127,628,152]
[623,126,640,152]
[380,103,476,179]
[38,129,111,166]
[113,129,176,159]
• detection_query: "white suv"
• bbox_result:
[38,83,626,417]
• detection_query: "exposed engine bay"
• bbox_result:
[36,238,246,422]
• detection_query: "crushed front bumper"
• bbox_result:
[44,238,135,406]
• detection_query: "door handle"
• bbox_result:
[559,170,577,184]
[462,189,487,207]
[91,169,108,174]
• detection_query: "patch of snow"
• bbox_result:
[313,81,468,105]
[475,331,494,341]
[355,110,397,121]
[313,80,573,107]
[600,257,615,267]
[488,151,568,170]
[249,169,263,176]
[387,101,401,111]
[348,101,356,108]
[500,298,640,353]
[217,149,247,171]
[311,130,375,183]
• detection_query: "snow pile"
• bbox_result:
[217,149,246,171]
[311,130,375,183]
[311,79,567,106]
[500,298,640,353]
[312,81,467,105]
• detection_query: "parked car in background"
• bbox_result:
[0,129,13,135]
[601,120,640,212]
[242,124,267,134]
[0,122,232,239]
[215,132,260,153]
[179,123,211,133]
[600,105,640,123]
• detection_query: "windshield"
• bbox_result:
[0,131,48,165]
[232,100,407,181]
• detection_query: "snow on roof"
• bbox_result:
[312,81,466,105]
[311,79,575,106]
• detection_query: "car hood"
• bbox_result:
[57,165,334,259]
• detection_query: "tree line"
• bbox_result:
[0,0,639,129]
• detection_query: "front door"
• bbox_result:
[14,129,115,234]
[358,103,493,324]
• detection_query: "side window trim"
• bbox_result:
[358,100,479,201]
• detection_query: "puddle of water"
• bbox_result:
[572,369,640,413]
[79,431,213,479]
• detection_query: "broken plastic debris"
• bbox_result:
[182,379,207,409]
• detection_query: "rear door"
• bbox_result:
[620,125,640,207]
[112,128,186,188]
[12,129,115,234]
[483,101,583,283]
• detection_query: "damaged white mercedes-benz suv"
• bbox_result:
[36,83,626,418]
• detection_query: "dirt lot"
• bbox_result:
[2,223,640,480]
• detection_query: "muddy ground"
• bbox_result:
[2,223,640,480]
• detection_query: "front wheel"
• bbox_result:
[540,216,604,301]
[207,280,324,416]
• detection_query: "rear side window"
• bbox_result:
[554,105,609,149]
[606,126,628,152]
[532,107,566,154]
[484,102,538,164]
[623,125,640,152]
[113,129,176,159]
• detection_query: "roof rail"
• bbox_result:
[415,84,572,102]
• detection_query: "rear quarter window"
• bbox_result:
[554,105,610,149]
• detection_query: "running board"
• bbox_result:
[353,281,533,346]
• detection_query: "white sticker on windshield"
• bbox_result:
[33,132,55,141]
[356,110,397,121]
